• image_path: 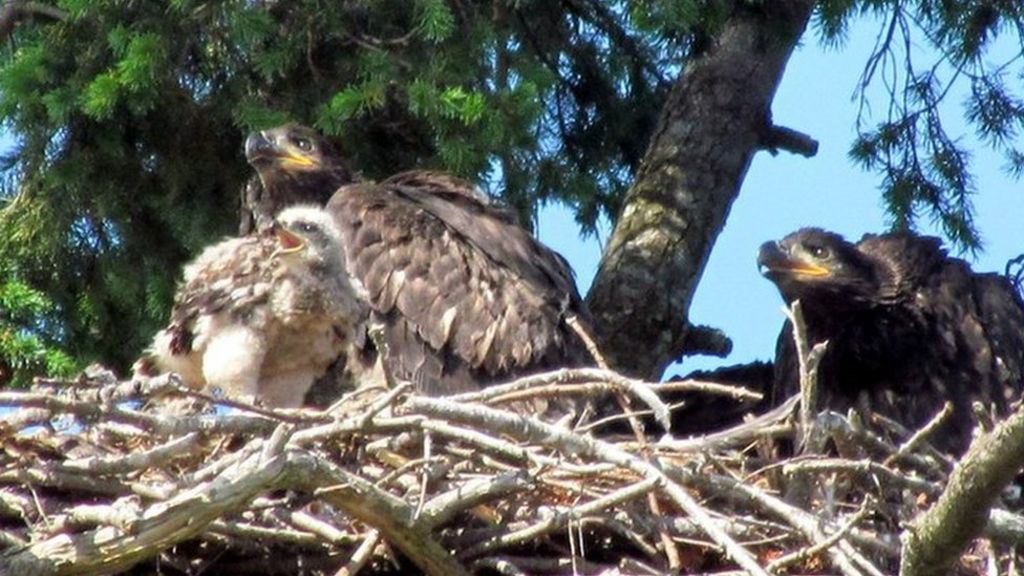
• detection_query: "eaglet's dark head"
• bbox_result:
[245,123,355,198]
[757,228,882,308]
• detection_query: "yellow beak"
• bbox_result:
[781,262,830,276]
[282,153,315,167]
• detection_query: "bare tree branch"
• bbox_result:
[0,1,66,42]
[761,124,820,157]
[899,401,1024,576]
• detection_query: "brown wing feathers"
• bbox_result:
[165,237,271,355]
[327,174,590,383]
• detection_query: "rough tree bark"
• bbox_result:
[586,1,818,379]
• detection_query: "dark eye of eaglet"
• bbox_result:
[806,244,830,259]
[293,138,313,152]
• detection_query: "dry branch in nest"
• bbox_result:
[2,347,1024,574]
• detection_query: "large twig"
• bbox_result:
[782,457,940,497]
[900,401,1024,576]
[783,301,829,455]
[1,390,280,437]
[332,529,380,576]
[298,452,470,576]
[650,378,762,401]
[418,470,534,530]
[55,433,200,475]
[652,393,799,452]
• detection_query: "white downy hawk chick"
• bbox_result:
[148,205,369,408]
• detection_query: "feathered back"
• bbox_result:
[855,232,946,303]
[327,171,593,394]
[167,235,272,355]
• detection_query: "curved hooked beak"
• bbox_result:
[245,131,275,162]
[757,241,829,277]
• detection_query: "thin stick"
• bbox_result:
[767,497,875,572]
[332,530,380,576]
[883,401,952,467]
[566,313,609,370]
[448,368,671,431]
[461,476,661,557]
[783,301,829,455]
[57,433,200,475]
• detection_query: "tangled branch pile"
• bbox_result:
[2,364,1023,575]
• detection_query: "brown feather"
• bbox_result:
[327,173,593,392]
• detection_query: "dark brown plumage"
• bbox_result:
[245,124,594,398]
[758,227,1024,453]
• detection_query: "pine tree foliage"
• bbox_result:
[0,269,76,387]
[819,0,1024,249]
[0,0,1020,378]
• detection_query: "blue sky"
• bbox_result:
[537,16,1024,376]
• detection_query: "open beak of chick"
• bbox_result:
[270,223,306,255]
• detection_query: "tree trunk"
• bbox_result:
[586,1,817,379]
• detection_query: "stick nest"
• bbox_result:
[0,365,1020,575]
